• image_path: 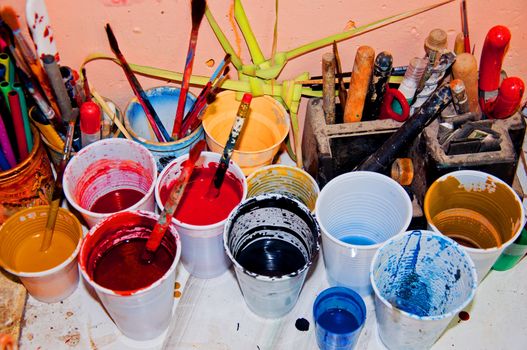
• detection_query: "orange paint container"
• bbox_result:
[0,126,53,224]
[202,91,290,176]
[0,206,83,303]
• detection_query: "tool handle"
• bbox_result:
[491,77,525,119]
[479,25,511,92]
[379,88,410,122]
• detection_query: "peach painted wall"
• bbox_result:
[4,0,527,115]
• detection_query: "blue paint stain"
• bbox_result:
[390,231,432,317]
[340,235,376,245]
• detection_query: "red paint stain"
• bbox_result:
[90,188,144,214]
[458,311,470,321]
[93,237,173,292]
[43,26,49,37]
[160,165,243,226]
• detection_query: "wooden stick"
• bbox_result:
[452,53,480,115]
[90,85,133,140]
[322,52,336,124]
[343,46,375,123]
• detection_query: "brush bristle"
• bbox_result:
[1,6,21,32]
[105,23,120,54]
[191,0,207,27]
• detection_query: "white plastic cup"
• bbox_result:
[0,206,83,303]
[63,138,157,228]
[155,151,247,278]
[424,170,525,282]
[224,194,320,318]
[371,230,477,350]
[78,210,181,341]
[315,171,412,296]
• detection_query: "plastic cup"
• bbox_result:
[246,164,320,212]
[424,170,525,282]
[313,287,366,350]
[63,138,157,228]
[371,230,477,350]
[202,91,290,176]
[224,193,320,318]
[155,151,247,278]
[78,210,181,341]
[493,226,527,271]
[124,85,204,172]
[315,171,412,296]
[0,206,83,303]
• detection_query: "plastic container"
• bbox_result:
[124,86,204,172]
[63,138,157,228]
[0,206,83,303]
[313,287,367,350]
[202,91,290,176]
[371,230,477,350]
[315,171,412,295]
[424,170,525,282]
[224,194,320,318]
[155,151,247,278]
[78,210,181,340]
[246,164,319,212]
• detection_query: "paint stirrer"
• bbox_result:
[171,0,207,139]
[206,93,252,199]
[142,140,207,264]
[104,23,171,142]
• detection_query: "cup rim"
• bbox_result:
[123,85,199,147]
[315,171,413,250]
[0,206,83,277]
[155,151,248,230]
[424,170,526,253]
[223,193,321,281]
[62,138,158,221]
[370,229,478,321]
[202,91,291,155]
[78,210,181,296]
[246,164,320,193]
[312,286,367,335]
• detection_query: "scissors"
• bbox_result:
[379,87,410,122]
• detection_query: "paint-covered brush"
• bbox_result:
[171,0,207,139]
[105,23,171,142]
[40,107,78,251]
[179,63,230,138]
[142,140,206,264]
[207,93,252,198]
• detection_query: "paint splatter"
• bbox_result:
[295,318,310,331]
[458,311,470,321]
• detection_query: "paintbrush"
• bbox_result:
[461,0,470,54]
[40,108,78,251]
[104,23,171,142]
[206,93,252,199]
[178,61,230,138]
[171,0,207,139]
[142,140,206,264]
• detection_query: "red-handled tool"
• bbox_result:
[379,87,410,122]
[479,25,511,114]
[491,77,525,119]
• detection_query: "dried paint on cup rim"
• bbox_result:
[424,170,525,253]
[0,206,83,277]
[79,210,181,296]
[370,230,478,321]
[246,164,320,212]
[224,193,320,281]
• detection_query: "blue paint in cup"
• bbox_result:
[313,287,366,350]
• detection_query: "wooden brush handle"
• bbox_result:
[452,53,480,115]
[343,46,375,123]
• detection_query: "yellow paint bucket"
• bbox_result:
[202,91,290,175]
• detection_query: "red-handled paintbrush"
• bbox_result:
[142,139,206,263]
[171,0,207,139]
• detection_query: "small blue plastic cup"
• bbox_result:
[313,287,367,350]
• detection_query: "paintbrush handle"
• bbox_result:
[118,56,171,142]
[7,90,29,161]
[178,82,211,138]
[210,94,252,194]
[172,32,199,138]
[40,113,77,252]
[43,54,73,122]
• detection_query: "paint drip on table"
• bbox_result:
[159,163,243,226]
